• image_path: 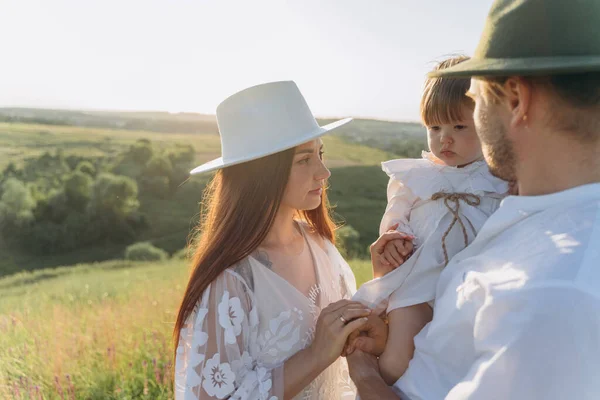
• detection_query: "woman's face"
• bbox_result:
[281,139,331,211]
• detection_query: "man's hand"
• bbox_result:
[343,313,389,357]
[348,350,401,400]
[347,349,381,382]
[371,226,414,278]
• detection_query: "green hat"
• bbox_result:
[430,0,600,78]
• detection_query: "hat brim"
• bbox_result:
[189,117,353,175]
[429,56,600,78]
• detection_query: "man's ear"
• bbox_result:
[504,77,532,129]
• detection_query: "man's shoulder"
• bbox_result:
[478,199,598,279]
[460,266,600,323]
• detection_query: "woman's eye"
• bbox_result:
[319,151,325,160]
[298,158,310,164]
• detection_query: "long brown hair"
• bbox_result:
[173,146,336,355]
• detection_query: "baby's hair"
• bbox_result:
[420,55,473,127]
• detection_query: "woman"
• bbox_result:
[173,81,374,399]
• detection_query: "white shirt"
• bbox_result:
[395,183,600,400]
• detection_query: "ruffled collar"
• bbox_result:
[382,152,508,197]
[421,151,487,172]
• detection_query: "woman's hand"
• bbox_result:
[308,300,370,368]
[371,226,414,278]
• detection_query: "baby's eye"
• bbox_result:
[429,126,441,132]
[454,125,467,130]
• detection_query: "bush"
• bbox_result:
[139,175,170,198]
[173,247,192,260]
[125,242,168,261]
[24,220,65,254]
[144,155,173,177]
[335,225,363,258]
[128,139,154,165]
[88,173,139,218]
[64,171,93,211]
[0,178,36,230]
[76,160,96,176]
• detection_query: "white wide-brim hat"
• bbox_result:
[190,81,352,175]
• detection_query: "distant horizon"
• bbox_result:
[0,105,424,125]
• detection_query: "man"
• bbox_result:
[349,0,600,398]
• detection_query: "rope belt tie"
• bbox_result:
[430,192,481,266]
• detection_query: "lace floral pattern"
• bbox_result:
[202,354,236,398]
[175,226,357,399]
[218,290,245,345]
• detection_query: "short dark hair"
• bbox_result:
[549,72,600,108]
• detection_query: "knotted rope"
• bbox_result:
[430,192,481,266]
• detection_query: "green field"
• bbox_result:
[0,111,419,399]
[0,121,395,171]
[0,121,395,276]
[0,258,373,399]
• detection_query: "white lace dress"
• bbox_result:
[175,224,357,399]
[353,152,508,311]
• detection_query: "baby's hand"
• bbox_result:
[342,314,389,357]
[382,237,414,268]
[371,226,414,278]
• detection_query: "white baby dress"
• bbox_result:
[353,152,508,311]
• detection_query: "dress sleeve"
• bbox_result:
[175,270,283,400]
[446,283,600,400]
[379,177,419,239]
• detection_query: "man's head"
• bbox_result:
[467,73,600,182]
[430,0,600,189]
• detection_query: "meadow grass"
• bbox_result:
[0,258,373,399]
[0,122,393,170]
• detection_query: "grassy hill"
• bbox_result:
[0,257,373,399]
[0,120,396,276]
[0,109,402,398]
[0,107,424,139]
[0,107,426,159]
[0,121,393,170]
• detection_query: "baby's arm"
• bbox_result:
[378,303,433,385]
[380,177,418,237]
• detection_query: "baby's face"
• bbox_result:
[426,105,483,167]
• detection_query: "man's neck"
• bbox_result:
[517,134,600,196]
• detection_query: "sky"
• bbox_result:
[1,0,494,122]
